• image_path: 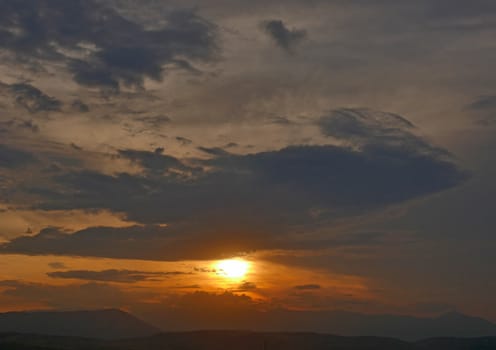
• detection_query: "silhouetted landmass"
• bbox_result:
[0,309,159,339]
[258,310,496,340]
[1,331,496,350]
[143,308,496,340]
[417,337,496,350]
[1,309,496,343]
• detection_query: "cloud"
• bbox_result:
[70,143,83,151]
[118,147,197,176]
[16,120,39,132]
[31,113,465,225]
[317,109,460,177]
[467,95,496,125]
[0,280,136,310]
[71,100,90,113]
[48,261,67,269]
[294,284,321,290]
[176,136,193,145]
[467,95,496,110]
[0,1,219,91]
[47,269,188,283]
[135,115,171,129]
[0,110,467,260]
[318,109,439,153]
[0,119,39,134]
[0,82,62,113]
[169,291,255,312]
[236,281,257,291]
[0,225,265,261]
[261,19,307,53]
[197,146,230,157]
[0,144,37,168]
[269,116,294,125]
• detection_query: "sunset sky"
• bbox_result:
[0,0,495,328]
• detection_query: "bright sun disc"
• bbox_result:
[216,259,250,279]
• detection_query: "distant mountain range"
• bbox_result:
[144,307,496,341]
[0,308,495,342]
[1,331,496,350]
[0,309,159,339]
[258,310,496,340]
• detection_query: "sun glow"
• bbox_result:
[216,259,250,279]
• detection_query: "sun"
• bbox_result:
[216,259,250,279]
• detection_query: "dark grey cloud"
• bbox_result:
[119,147,197,176]
[0,110,467,260]
[197,146,230,157]
[422,0,496,24]
[294,284,321,290]
[24,110,465,227]
[48,261,67,269]
[1,82,62,113]
[467,96,496,111]
[269,116,294,125]
[467,96,496,125]
[318,108,452,157]
[0,0,219,91]
[0,144,37,168]
[319,109,413,137]
[176,136,193,145]
[16,119,39,132]
[0,225,264,261]
[30,143,463,228]
[135,115,171,129]
[71,99,90,113]
[0,119,39,133]
[47,269,188,283]
[261,19,307,53]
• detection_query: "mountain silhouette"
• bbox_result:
[1,331,496,350]
[1,309,496,341]
[142,307,496,340]
[273,310,496,340]
[0,309,159,339]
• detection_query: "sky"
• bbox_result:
[0,0,495,328]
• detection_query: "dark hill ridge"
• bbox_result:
[1,309,496,341]
[280,310,496,340]
[145,308,496,340]
[0,309,159,339]
[1,331,496,350]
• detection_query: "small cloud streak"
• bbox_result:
[47,269,188,283]
[294,284,321,290]
[261,19,307,53]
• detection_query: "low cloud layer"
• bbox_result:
[0,225,266,261]
[0,109,467,261]
[31,109,465,226]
